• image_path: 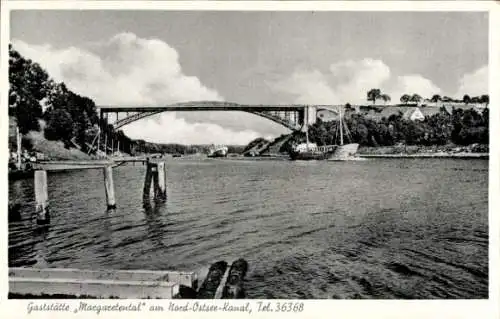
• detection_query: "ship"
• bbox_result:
[207,145,229,158]
[289,106,359,161]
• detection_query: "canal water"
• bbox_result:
[8,158,488,299]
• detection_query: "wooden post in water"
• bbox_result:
[34,170,49,225]
[103,166,116,209]
[155,161,167,200]
[143,161,153,201]
[143,161,167,202]
[151,164,159,199]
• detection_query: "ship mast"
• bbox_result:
[305,106,309,151]
[339,106,344,146]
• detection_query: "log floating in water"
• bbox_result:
[222,259,248,299]
[196,261,228,299]
[177,285,197,299]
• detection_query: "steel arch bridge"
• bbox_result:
[98,101,343,132]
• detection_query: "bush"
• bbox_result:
[44,109,74,146]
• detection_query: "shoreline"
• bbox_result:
[357,152,488,159]
[215,152,489,160]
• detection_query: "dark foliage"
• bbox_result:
[44,108,74,145]
[9,44,48,133]
[303,108,489,147]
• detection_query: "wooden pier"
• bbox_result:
[9,259,248,299]
[30,157,165,225]
[9,267,197,299]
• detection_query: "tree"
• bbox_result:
[367,89,382,104]
[400,94,411,105]
[410,94,422,105]
[480,94,489,107]
[431,94,442,103]
[380,94,391,105]
[9,44,50,133]
[44,108,74,145]
[463,94,471,104]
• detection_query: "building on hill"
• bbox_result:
[354,103,486,123]
[364,106,435,122]
[402,107,425,121]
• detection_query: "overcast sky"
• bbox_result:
[10,10,488,144]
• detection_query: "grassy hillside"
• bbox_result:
[9,117,91,160]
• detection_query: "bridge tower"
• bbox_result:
[300,105,318,132]
[306,105,317,125]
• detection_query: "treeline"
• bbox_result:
[282,107,488,152]
[10,45,150,155]
[133,141,245,155]
[9,44,101,152]
[9,44,249,156]
[366,88,489,106]
[10,44,150,155]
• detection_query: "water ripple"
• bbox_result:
[8,158,488,298]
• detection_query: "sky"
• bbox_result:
[10,10,488,144]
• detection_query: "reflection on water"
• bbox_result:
[8,158,488,298]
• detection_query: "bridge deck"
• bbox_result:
[99,104,308,113]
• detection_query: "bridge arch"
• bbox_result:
[112,109,303,131]
[99,101,342,132]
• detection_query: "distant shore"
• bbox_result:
[212,152,489,161]
[357,152,488,159]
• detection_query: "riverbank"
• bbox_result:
[180,151,489,161]
[357,144,488,159]
[358,153,488,159]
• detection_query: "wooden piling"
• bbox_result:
[163,162,168,197]
[34,170,49,225]
[144,161,167,201]
[143,163,153,200]
[103,166,116,209]
[155,162,167,200]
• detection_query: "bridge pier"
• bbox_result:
[103,166,116,209]
[34,170,50,225]
[143,161,167,202]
